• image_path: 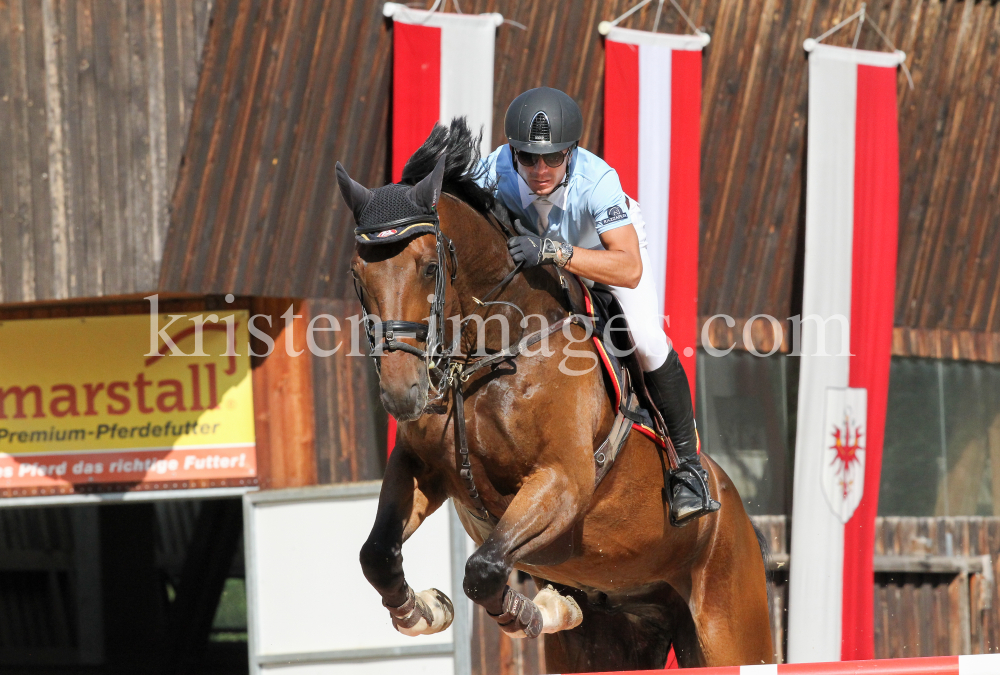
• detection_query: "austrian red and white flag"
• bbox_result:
[383,3,501,452]
[787,43,903,663]
[603,27,707,391]
[384,3,501,181]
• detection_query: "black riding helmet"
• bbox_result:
[504,87,583,154]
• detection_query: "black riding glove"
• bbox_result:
[507,235,561,268]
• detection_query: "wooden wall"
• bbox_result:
[763,515,1000,661]
[159,0,394,298]
[874,516,1000,658]
[248,297,318,490]
[308,298,385,485]
[0,0,212,303]
[158,0,1000,362]
[2,0,998,351]
[686,0,1000,362]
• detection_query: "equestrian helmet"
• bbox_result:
[504,87,583,153]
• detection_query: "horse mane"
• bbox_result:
[400,118,498,217]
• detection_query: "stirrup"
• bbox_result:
[668,463,720,528]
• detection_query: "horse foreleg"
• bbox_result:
[463,467,586,639]
[359,445,452,636]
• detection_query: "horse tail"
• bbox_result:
[751,518,774,617]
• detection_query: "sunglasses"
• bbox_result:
[515,149,569,168]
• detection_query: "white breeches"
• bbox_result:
[607,200,672,372]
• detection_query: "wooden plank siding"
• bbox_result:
[308,298,386,485]
[874,517,1000,658]
[159,0,1000,362]
[159,0,395,299]
[0,0,998,343]
[0,0,212,303]
[248,297,318,490]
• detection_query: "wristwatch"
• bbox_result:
[554,242,574,268]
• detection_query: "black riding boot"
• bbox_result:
[644,350,720,526]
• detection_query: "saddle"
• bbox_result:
[557,271,675,486]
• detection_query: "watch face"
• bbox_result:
[556,242,573,267]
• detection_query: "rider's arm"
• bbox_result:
[563,166,642,288]
[562,225,643,289]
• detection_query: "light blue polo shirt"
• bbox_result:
[477,145,633,250]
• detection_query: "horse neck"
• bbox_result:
[438,196,566,321]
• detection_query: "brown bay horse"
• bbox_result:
[337,122,773,671]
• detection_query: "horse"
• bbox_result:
[336,119,774,671]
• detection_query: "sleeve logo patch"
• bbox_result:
[597,205,628,227]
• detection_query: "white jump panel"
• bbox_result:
[244,482,471,675]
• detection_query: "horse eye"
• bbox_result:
[424,262,438,278]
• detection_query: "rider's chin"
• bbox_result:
[380,382,428,422]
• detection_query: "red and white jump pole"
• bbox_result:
[577,654,1000,675]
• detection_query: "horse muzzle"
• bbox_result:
[380,384,428,421]
[378,355,430,421]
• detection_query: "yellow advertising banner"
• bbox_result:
[0,311,256,493]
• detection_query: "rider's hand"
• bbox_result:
[508,235,554,268]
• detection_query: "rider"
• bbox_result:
[477,87,719,526]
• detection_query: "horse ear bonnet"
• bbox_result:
[337,155,446,245]
[335,162,373,220]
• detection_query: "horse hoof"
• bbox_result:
[393,588,454,636]
[533,586,583,635]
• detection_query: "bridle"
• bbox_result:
[353,211,528,389]
[354,214,459,378]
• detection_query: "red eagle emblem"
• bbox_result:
[821,387,868,522]
[829,414,864,500]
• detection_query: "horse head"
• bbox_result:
[336,156,456,421]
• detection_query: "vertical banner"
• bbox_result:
[383,3,502,452]
[603,27,706,394]
[788,43,902,663]
[385,3,502,182]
